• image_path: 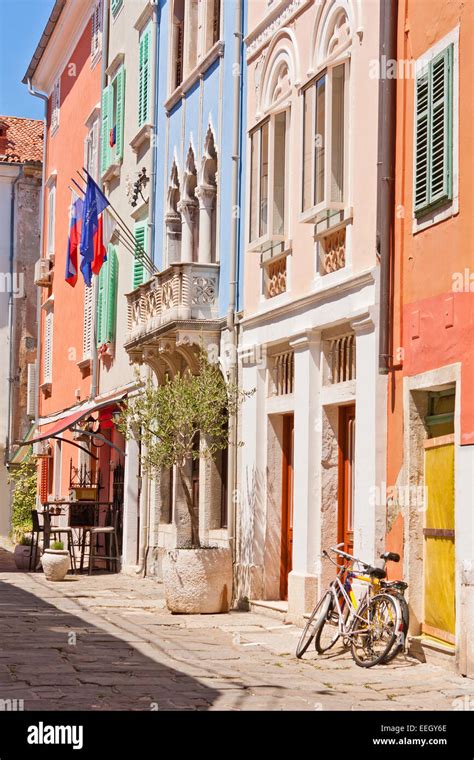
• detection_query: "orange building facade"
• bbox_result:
[26,1,124,518]
[386,0,474,676]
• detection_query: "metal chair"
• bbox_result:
[70,502,120,574]
[29,510,76,573]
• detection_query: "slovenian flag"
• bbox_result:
[80,174,110,286]
[65,194,83,287]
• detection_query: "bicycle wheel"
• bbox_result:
[350,593,400,668]
[383,592,409,663]
[314,598,341,654]
[296,591,332,659]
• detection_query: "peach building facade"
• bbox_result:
[237,0,386,621]
[386,0,474,676]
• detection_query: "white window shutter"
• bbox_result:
[44,311,53,383]
[83,283,94,359]
[91,1,103,60]
[26,363,37,417]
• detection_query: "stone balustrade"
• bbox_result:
[125,262,220,345]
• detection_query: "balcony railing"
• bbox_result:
[125,262,220,344]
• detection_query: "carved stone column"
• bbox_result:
[165,211,182,264]
[196,184,216,264]
[177,199,198,263]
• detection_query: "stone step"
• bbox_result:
[408,635,456,672]
[248,599,288,622]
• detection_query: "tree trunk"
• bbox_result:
[177,464,200,548]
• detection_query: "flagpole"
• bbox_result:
[72,177,156,272]
[78,170,157,275]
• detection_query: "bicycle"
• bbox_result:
[296,545,404,668]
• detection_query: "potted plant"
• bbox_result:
[41,540,70,581]
[9,456,37,570]
[118,349,252,613]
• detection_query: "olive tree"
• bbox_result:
[118,351,252,548]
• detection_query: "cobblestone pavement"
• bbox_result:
[0,545,472,711]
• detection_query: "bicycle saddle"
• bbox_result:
[380,551,400,563]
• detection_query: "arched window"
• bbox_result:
[302,7,351,216]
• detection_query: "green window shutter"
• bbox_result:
[115,66,125,161]
[414,71,429,213]
[105,246,118,343]
[100,85,109,175]
[96,262,107,347]
[138,25,151,128]
[111,0,123,17]
[414,44,453,217]
[133,221,147,289]
[429,46,452,205]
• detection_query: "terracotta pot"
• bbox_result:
[41,549,70,581]
[14,544,36,571]
[163,547,232,614]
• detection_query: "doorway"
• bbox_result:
[280,414,294,600]
[338,404,356,555]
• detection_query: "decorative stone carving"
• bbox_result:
[246,0,310,60]
[265,257,287,298]
[192,275,217,305]
[320,228,346,274]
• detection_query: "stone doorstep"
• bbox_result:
[408,635,457,672]
[248,600,288,622]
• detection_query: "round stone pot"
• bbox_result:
[14,544,35,571]
[41,549,70,581]
[163,547,232,614]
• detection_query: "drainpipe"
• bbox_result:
[91,0,111,400]
[26,80,48,426]
[377,0,398,374]
[148,0,160,264]
[226,0,243,566]
[5,169,23,465]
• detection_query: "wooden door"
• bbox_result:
[280,414,294,600]
[338,404,356,555]
[423,436,455,644]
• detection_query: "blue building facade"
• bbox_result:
[123,0,246,562]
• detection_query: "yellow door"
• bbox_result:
[423,437,455,644]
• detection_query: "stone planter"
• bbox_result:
[41,549,70,581]
[14,544,36,571]
[163,547,232,614]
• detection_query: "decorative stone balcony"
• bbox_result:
[125,262,220,349]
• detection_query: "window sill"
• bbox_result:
[248,234,287,254]
[299,203,349,227]
[77,357,92,373]
[165,40,225,112]
[412,198,458,235]
[129,123,153,153]
[102,161,121,183]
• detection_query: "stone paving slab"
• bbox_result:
[0,544,472,711]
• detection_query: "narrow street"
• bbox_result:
[0,547,472,712]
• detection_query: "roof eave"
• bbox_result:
[22,0,67,85]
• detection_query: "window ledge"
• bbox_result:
[102,161,121,183]
[41,294,55,310]
[165,40,225,112]
[106,52,125,78]
[129,123,153,153]
[77,357,92,372]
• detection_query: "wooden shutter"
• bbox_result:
[100,85,109,175]
[26,363,37,418]
[414,70,429,212]
[83,283,94,358]
[429,46,452,205]
[414,44,453,217]
[133,221,147,289]
[96,262,107,347]
[91,1,102,59]
[43,310,53,383]
[115,66,125,160]
[105,246,118,343]
[138,25,151,128]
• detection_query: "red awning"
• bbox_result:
[28,394,126,444]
